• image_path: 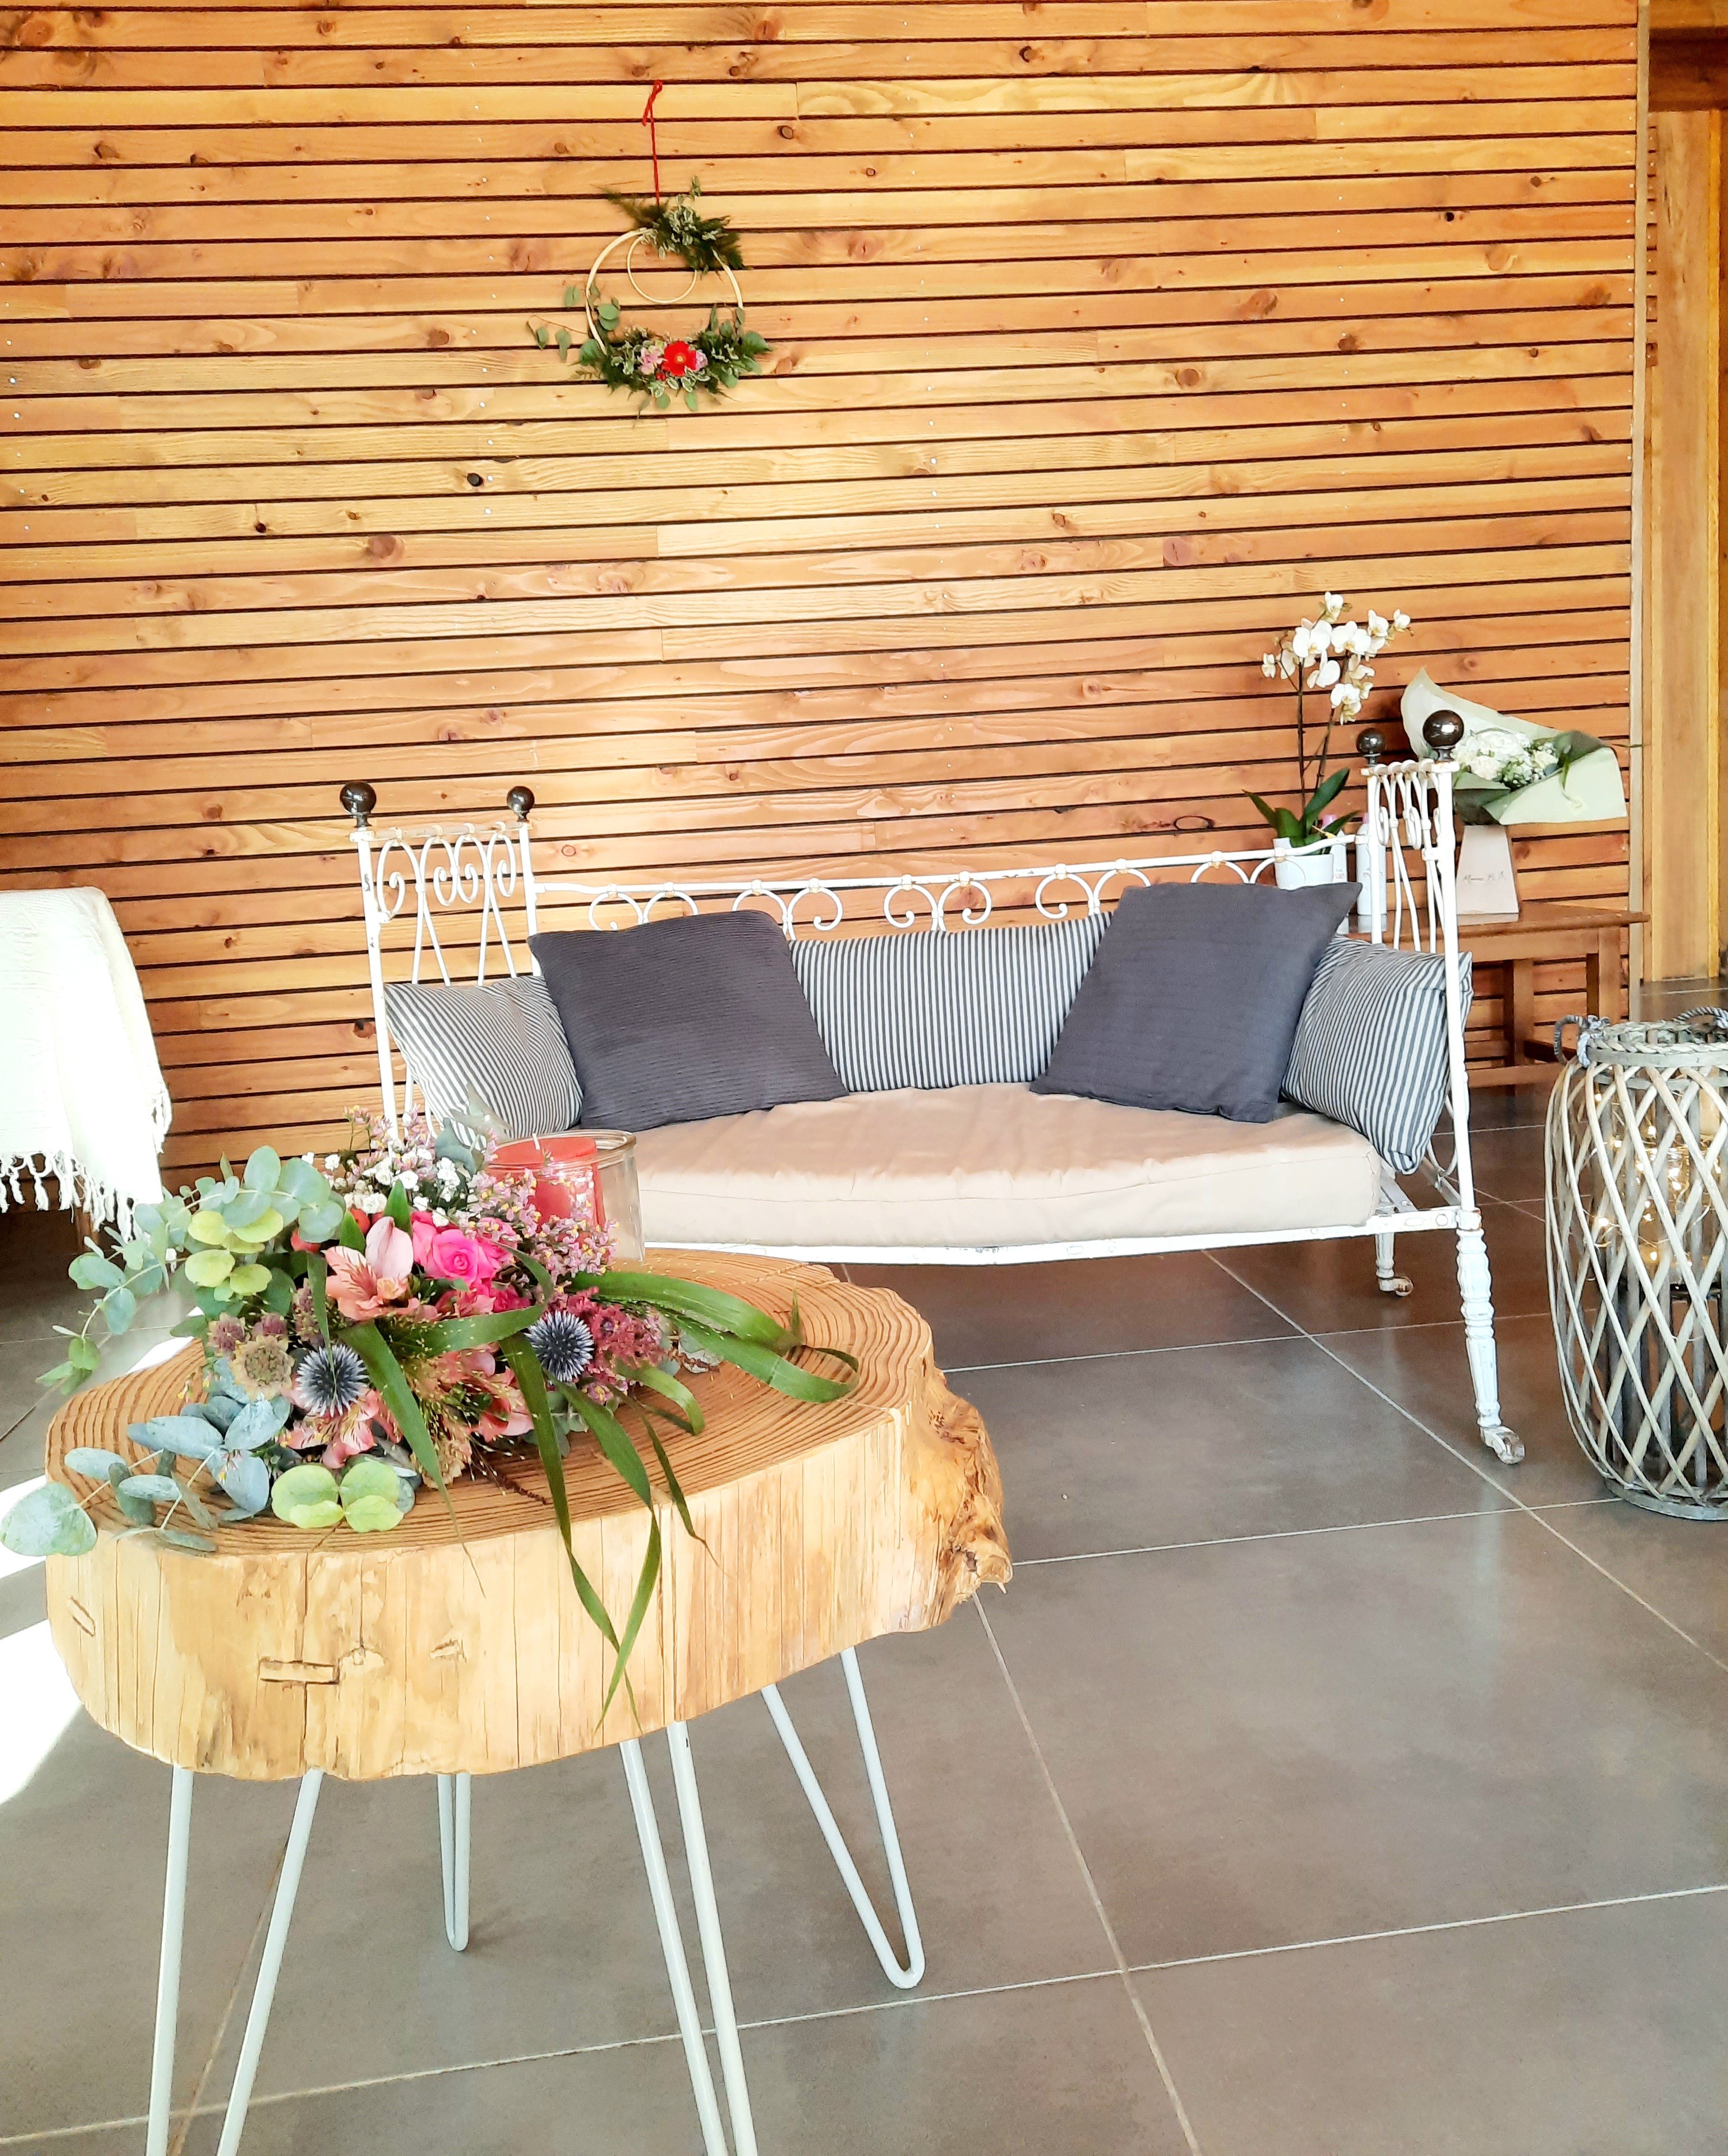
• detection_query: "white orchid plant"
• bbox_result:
[1251,593,1412,848]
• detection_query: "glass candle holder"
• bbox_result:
[488,1130,645,1265]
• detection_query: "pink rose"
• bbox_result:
[410,1212,438,1269]
[426,1227,505,1285]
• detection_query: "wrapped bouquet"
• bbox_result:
[8,1108,855,1700]
[1401,670,1627,826]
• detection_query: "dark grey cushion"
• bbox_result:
[530,910,845,1133]
[1031,879,1359,1122]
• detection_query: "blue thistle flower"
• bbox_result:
[527,1311,594,1386]
[293,1342,368,1417]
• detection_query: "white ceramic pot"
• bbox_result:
[1272,836,1346,890]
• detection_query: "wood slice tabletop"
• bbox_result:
[42,1252,1010,1783]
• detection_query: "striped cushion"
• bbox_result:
[1283,940,1473,1174]
[790,916,1108,1093]
[383,973,581,1140]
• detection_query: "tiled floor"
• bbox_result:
[3,1093,1728,2155]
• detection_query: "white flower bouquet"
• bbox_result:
[1401,670,1627,826]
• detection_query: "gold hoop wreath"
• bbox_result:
[529,85,770,411]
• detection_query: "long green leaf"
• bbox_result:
[306,1248,329,1343]
[606,1519,661,1715]
[630,1362,704,1434]
[500,1338,635,1711]
[566,1391,655,1510]
[677,1320,858,1402]
[578,1270,792,1348]
[638,1407,700,1543]
[341,1320,455,1525]
[407,1308,540,1354]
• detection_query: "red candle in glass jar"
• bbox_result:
[487,1134,605,1227]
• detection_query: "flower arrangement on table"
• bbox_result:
[6,1109,855,1699]
[1249,592,1412,848]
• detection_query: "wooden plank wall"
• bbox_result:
[0,2,1638,1173]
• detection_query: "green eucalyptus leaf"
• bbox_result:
[0,1483,97,1558]
[36,1362,77,1392]
[129,1414,223,1460]
[244,1145,282,1191]
[225,1395,291,1452]
[297,1198,346,1244]
[342,1491,403,1534]
[67,1335,99,1373]
[102,1286,137,1337]
[339,1456,401,1505]
[70,1251,123,1292]
[158,1527,217,1554]
[271,1463,342,1530]
[174,1478,218,1531]
[216,1452,271,1517]
[63,1446,130,1481]
[119,1474,181,1505]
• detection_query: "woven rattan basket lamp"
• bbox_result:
[1546,1012,1728,1517]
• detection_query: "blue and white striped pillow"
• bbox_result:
[383,973,581,1140]
[790,916,1108,1093]
[1283,940,1472,1174]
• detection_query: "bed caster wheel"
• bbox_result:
[1378,1273,1415,1299]
[1483,1425,1523,1465]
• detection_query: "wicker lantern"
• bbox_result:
[1546,1014,1728,1516]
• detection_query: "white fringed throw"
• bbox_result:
[0,887,170,1231]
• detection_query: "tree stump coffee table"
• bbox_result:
[43,1253,1010,2156]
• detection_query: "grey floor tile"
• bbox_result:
[984,1514,1728,1969]
[1134,1889,1728,2156]
[847,1251,1294,1370]
[961,1335,1507,1563]
[1460,1118,1549,1204]
[200,1618,1108,2102]
[174,1973,1187,2156]
[1536,1498,1728,1667]
[0,1716,294,2141]
[1439,1088,1549,1131]
[1215,1189,1549,1341]
[1323,1308,1604,1504]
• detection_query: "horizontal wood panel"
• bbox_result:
[0,2,1637,1171]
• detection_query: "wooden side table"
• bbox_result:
[43,1254,1010,2156]
[1457,902,1646,1087]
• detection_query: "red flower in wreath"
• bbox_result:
[660,340,702,379]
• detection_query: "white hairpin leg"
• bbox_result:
[214,1770,324,2156]
[1456,1215,1522,1463]
[622,1732,757,2156]
[761,1646,924,1988]
[437,1772,471,1952]
[145,1766,195,2156]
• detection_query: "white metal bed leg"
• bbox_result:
[761,1647,924,1988]
[1456,1216,1522,1464]
[1374,1229,1414,1299]
[620,1735,748,2156]
[214,1770,324,2156]
[145,1766,195,2156]
[437,1772,471,1952]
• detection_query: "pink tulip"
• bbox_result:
[364,1215,414,1285]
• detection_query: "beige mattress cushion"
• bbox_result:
[634,1083,1382,1251]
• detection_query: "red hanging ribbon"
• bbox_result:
[641,79,665,204]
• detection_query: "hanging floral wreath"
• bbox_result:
[530,90,771,414]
